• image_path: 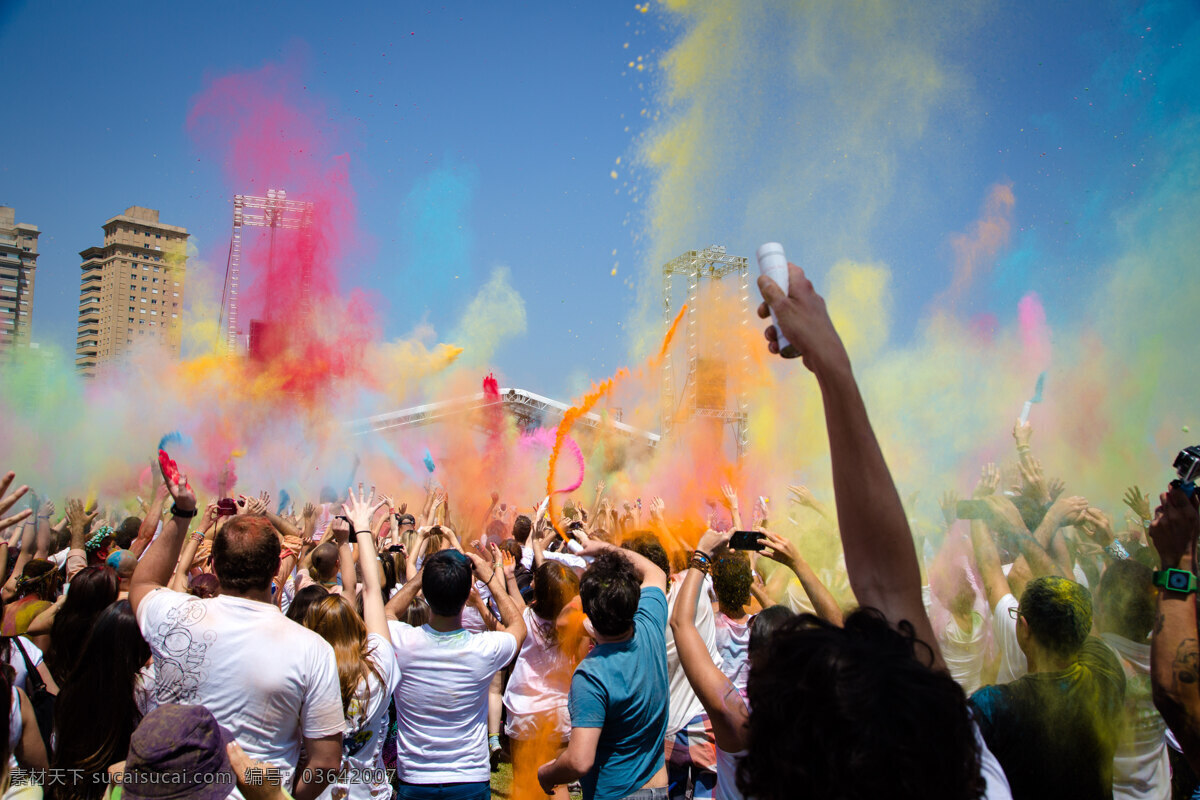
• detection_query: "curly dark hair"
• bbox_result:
[622,531,669,575]
[580,549,641,637]
[1020,575,1092,658]
[740,608,984,800]
[212,517,281,594]
[712,546,752,610]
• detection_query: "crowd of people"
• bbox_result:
[0,264,1195,800]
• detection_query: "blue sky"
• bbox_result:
[1,0,1195,402]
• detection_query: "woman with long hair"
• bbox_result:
[301,488,399,800]
[503,560,581,800]
[43,566,119,686]
[50,600,151,800]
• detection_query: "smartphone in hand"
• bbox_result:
[729,530,766,551]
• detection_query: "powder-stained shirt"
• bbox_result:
[970,637,1126,800]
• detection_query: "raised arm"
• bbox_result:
[129,457,197,616]
[466,546,527,648]
[134,469,169,557]
[1149,484,1200,774]
[578,536,667,593]
[671,529,749,751]
[720,484,744,531]
[788,484,834,521]
[760,529,843,625]
[758,263,941,666]
[343,486,389,638]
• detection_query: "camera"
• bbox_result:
[1172,445,1200,497]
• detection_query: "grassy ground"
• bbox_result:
[490,762,514,798]
[489,762,582,799]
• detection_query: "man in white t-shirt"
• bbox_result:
[130,473,344,800]
[385,548,526,799]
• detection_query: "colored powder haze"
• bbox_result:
[0,1,1197,559]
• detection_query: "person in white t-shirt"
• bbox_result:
[301,486,401,800]
[384,545,526,800]
[1096,559,1170,800]
[130,465,344,800]
[502,560,581,800]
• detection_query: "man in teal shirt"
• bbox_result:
[538,540,669,800]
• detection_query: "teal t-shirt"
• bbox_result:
[568,586,669,800]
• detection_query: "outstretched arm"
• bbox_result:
[759,529,843,625]
[130,457,197,616]
[343,486,389,638]
[1149,484,1200,774]
[758,262,941,667]
[670,529,749,752]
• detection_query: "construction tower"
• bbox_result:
[660,245,752,459]
[218,189,314,354]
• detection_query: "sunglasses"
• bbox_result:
[1007,606,1024,622]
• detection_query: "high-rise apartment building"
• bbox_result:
[75,206,188,377]
[0,206,41,353]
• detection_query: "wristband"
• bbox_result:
[1104,540,1130,561]
[1154,568,1198,595]
[171,504,199,519]
[689,550,712,575]
[190,532,206,543]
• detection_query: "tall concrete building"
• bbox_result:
[75,206,188,377]
[0,206,41,353]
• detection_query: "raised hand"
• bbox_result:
[65,498,99,536]
[1013,418,1033,450]
[343,484,385,535]
[241,494,268,516]
[199,502,219,532]
[1123,485,1152,522]
[696,528,733,556]
[1018,457,1050,504]
[1048,494,1089,527]
[759,529,800,568]
[974,463,999,498]
[788,484,817,507]
[1078,507,1116,546]
[464,550,494,583]
[302,502,316,521]
[720,484,739,510]
[756,261,850,373]
[939,490,959,527]
[649,496,666,522]
[1149,485,1200,568]
[0,472,31,532]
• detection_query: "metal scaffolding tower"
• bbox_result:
[218,189,315,353]
[661,245,752,459]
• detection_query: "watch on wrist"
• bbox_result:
[171,504,199,519]
[1154,568,1198,595]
